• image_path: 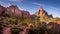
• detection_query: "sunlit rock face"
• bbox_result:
[0,5,5,15]
[6,5,22,17]
[34,7,53,18]
[35,7,48,16]
[6,5,31,18]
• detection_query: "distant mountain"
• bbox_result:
[6,5,22,17]
[34,7,53,18]
[0,5,30,18]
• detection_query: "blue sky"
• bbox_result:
[0,0,60,18]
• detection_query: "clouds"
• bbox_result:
[32,2,41,6]
[0,1,11,7]
[8,0,23,2]
[32,2,45,6]
[0,0,23,7]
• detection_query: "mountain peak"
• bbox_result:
[34,7,48,16]
[34,7,53,18]
[39,7,43,11]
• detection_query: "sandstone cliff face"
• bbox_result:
[0,5,5,15]
[0,5,30,18]
[46,22,60,34]
[35,7,48,16]
[6,5,22,17]
[0,5,53,18]
[34,7,53,18]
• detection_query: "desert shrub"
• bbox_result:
[3,13,10,17]
[11,27,20,34]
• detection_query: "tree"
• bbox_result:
[3,13,10,17]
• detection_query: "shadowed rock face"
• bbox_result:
[21,11,30,18]
[46,22,60,34]
[0,5,5,15]
[48,15,53,18]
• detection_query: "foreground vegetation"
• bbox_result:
[0,13,60,34]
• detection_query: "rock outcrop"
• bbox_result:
[21,11,30,18]
[34,7,53,18]
[34,7,48,16]
[0,5,30,18]
[0,5,5,15]
[48,14,53,18]
[6,5,30,18]
[6,5,22,17]
[46,22,60,34]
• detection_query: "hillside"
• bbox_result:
[0,5,60,34]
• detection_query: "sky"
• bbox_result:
[0,0,60,18]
